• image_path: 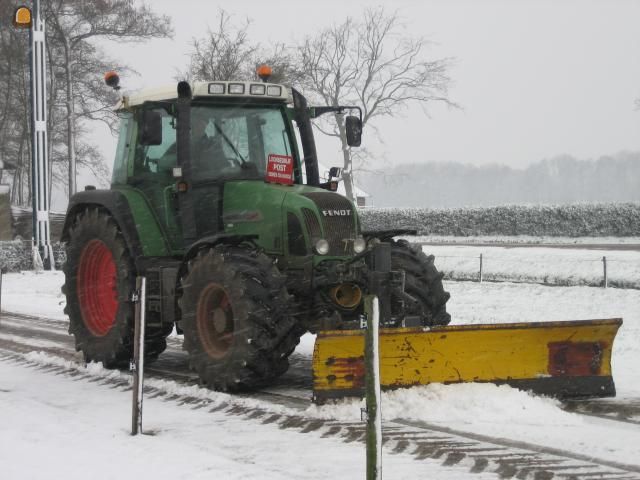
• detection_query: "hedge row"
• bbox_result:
[359,203,640,237]
[3,203,638,273]
[0,241,66,272]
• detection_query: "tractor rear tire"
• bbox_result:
[180,245,302,391]
[391,239,451,326]
[62,207,169,367]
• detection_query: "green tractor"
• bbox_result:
[61,73,450,391]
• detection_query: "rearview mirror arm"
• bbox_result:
[311,105,362,123]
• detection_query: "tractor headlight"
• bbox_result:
[314,239,330,255]
[353,237,366,253]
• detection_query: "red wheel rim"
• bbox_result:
[196,283,233,359]
[77,239,118,337]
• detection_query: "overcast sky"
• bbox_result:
[92,0,640,184]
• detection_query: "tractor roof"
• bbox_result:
[123,81,291,108]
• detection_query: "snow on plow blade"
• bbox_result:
[312,318,622,404]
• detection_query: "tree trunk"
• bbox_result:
[25,130,32,206]
[0,56,12,136]
[46,38,56,205]
[335,113,355,202]
[62,39,76,198]
[342,150,355,202]
[11,167,20,204]
[13,135,27,206]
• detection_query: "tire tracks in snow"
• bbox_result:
[1,311,640,480]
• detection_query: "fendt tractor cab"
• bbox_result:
[61,69,450,391]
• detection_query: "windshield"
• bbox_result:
[191,105,297,181]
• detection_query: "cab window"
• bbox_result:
[190,105,298,182]
[132,108,177,181]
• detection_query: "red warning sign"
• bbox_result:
[266,154,294,185]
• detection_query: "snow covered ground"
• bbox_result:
[419,244,640,288]
[3,357,490,480]
[6,354,502,480]
[1,271,639,477]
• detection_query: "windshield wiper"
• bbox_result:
[212,121,248,168]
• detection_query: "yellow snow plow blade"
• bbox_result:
[312,318,622,404]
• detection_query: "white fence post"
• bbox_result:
[131,276,146,435]
[364,295,382,480]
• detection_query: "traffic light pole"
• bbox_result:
[29,0,54,270]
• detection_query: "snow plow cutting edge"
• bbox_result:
[312,318,622,404]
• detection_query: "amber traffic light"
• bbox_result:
[13,6,32,29]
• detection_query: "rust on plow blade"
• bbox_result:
[312,318,622,404]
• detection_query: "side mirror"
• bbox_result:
[345,115,362,147]
[328,167,341,178]
[139,110,162,146]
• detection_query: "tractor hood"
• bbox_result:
[222,181,359,257]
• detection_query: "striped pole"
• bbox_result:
[29,0,54,270]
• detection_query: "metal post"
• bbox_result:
[364,294,382,480]
[29,0,54,270]
[479,254,483,283]
[363,242,390,480]
[602,256,608,289]
[131,276,146,435]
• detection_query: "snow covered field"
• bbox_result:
[409,235,640,245]
[420,243,640,288]
[1,271,639,478]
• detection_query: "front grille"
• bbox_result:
[287,213,307,256]
[304,192,356,256]
[302,208,322,240]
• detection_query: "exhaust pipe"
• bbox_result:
[329,283,363,310]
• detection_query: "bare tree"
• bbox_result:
[253,42,302,84]
[187,10,257,82]
[185,9,299,84]
[296,8,455,201]
[0,0,171,207]
[0,2,34,206]
[0,0,171,206]
[45,0,173,197]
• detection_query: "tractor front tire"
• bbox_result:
[391,239,451,326]
[180,245,301,391]
[63,207,168,367]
